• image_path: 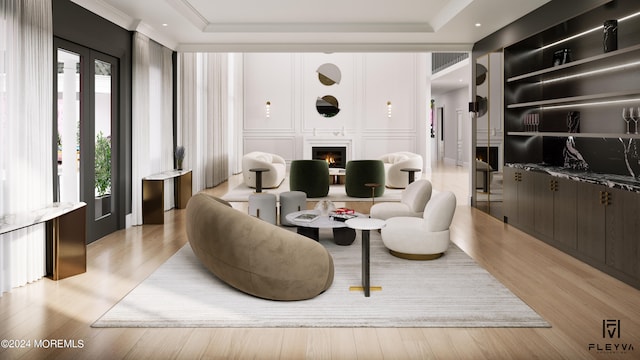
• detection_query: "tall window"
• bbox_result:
[56,49,81,203]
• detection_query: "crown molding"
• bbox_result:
[71,0,178,50]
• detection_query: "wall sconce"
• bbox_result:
[265,101,271,118]
[387,101,392,118]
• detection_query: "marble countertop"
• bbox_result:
[0,202,86,235]
[506,163,640,193]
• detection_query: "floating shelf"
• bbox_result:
[507,44,640,82]
[507,131,640,139]
[506,90,640,109]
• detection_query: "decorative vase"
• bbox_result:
[552,48,572,66]
[603,20,617,53]
[175,146,185,170]
[314,200,336,216]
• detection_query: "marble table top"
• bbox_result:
[286,210,365,229]
[1,202,86,235]
[345,217,386,231]
[143,169,192,181]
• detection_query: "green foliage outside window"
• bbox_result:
[95,131,111,196]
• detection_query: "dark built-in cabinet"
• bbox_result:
[577,185,640,280]
[504,167,534,232]
[533,172,577,251]
[503,0,640,289]
[576,183,640,283]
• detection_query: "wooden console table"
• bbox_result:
[0,202,87,280]
[142,169,192,224]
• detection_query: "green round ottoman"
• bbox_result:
[289,160,330,198]
[345,160,386,198]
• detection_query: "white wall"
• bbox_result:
[433,86,472,166]
[242,53,428,168]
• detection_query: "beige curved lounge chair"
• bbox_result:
[185,193,334,301]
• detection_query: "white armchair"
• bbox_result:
[369,179,432,220]
[242,151,286,189]
[378,151,423,188]
[380,191,456,260]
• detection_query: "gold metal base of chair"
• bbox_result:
[389,250,443,260]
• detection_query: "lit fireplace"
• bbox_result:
[312,146,346,168]
[325,155,335,165]
[476,146,499,169]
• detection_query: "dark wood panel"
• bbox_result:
[534,172,554,239]
[517,171,536,231]
[503,167,518,224]
[576,182,606,262]
[553,177,578,250]
[605,187,640,277]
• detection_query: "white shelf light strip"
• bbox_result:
[540,11,640,50]
[542,97,640,110]
[541,60,640,84]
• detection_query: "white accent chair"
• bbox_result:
[378,151,423,188]
[380,191,456,260]
[242,151,286,189]
[369,179,432,220]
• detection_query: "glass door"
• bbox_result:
[54,39,119,243]
[91,54,118,240]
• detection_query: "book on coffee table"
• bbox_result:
[330,214,357,222]
[294,213,319,222]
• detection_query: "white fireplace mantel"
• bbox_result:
[303,136,354,163]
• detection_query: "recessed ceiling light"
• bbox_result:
[162,23,168,27]
[475,23,482,27]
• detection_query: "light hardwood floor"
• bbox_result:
[1,163,639,359]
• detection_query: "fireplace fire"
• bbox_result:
[312,146,346,168]
[476,146,499,170]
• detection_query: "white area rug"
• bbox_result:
[93,230,549,328]
[221,177,402,202]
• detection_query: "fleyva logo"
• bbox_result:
[588,320,634,354]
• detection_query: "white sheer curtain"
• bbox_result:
[229,54,244,175]
[177,53,230,192]
[130,33,174,226]
[0,0,53,296]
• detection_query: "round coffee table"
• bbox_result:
[285,210,365,245]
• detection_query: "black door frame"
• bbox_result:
[53,37,120,243]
